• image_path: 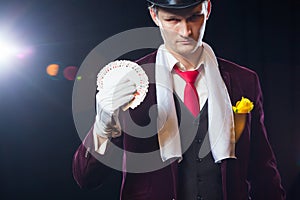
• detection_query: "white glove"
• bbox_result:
[93,79,136,138]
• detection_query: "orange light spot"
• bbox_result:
[46,64,59,76]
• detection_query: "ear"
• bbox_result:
[149,7,160,26]
[206,0,212,20]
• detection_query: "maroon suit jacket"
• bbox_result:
[72,51,285,200]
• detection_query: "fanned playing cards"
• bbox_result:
[96,60,149,110]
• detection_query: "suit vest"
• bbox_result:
[120,53,223,200]
[177,100,223,200]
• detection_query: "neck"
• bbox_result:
[168,46,203,71]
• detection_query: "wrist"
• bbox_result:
[97,134,108,145]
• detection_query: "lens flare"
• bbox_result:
[46,64,60,77]
[0,41,19,63]
[63,66,78,80]
[0,35,32,63]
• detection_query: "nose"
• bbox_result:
[178,21,192,37]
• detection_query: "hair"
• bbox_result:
[148,3,158,15]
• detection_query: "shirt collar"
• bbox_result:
[157,44,205,72]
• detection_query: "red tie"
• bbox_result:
[174,65,200,117]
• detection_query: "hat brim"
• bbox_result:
[149,1,204,9]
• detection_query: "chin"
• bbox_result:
[176,45,199,55]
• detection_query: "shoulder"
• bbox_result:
[217,58,263,102]
[218,58,256,76]
[217,57,259,81]
[133,50,157,81]
[135,51,158,65]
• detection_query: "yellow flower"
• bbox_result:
[232,97,254,113]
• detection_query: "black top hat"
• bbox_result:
[147,0,205,9]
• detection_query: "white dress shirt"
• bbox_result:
[160,45,208,111]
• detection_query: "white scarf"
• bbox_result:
[156,42,236,163]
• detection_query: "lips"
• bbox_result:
[177,40,193,44]
[178,40,190,42]
[177,37,195,44]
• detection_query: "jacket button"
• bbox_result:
[195,138,202,143]
[197,195,203,200]
[196,158,202,162]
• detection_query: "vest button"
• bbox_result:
[196,158,203,162]
[197,175,202,182]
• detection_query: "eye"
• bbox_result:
[164,18,180,22]
[189,14,204,21]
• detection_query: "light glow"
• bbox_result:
[0,40,20,63]
[0,34,32,64]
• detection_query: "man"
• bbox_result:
[73,0,285,199]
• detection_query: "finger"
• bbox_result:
[112,94,135,110]
[114,80,136,94]
[114,85,136,99]
[99,82,136,98]
[105,79,132,90]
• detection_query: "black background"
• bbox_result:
[0,0,299,199]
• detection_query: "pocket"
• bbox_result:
[234,113,249,142]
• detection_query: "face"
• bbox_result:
[150,1,211,57]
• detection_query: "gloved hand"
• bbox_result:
[93,79,136,138]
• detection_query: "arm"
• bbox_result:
[72,126,123,189]
[72,79,135,189]
[248,73,286,199]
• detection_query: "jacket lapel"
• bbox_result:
[218,63,232,97]
[217,59,232,200]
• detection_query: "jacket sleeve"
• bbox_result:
[248,73,286,199]
[72,126,123,189]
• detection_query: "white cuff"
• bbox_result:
[93,125,108,155]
